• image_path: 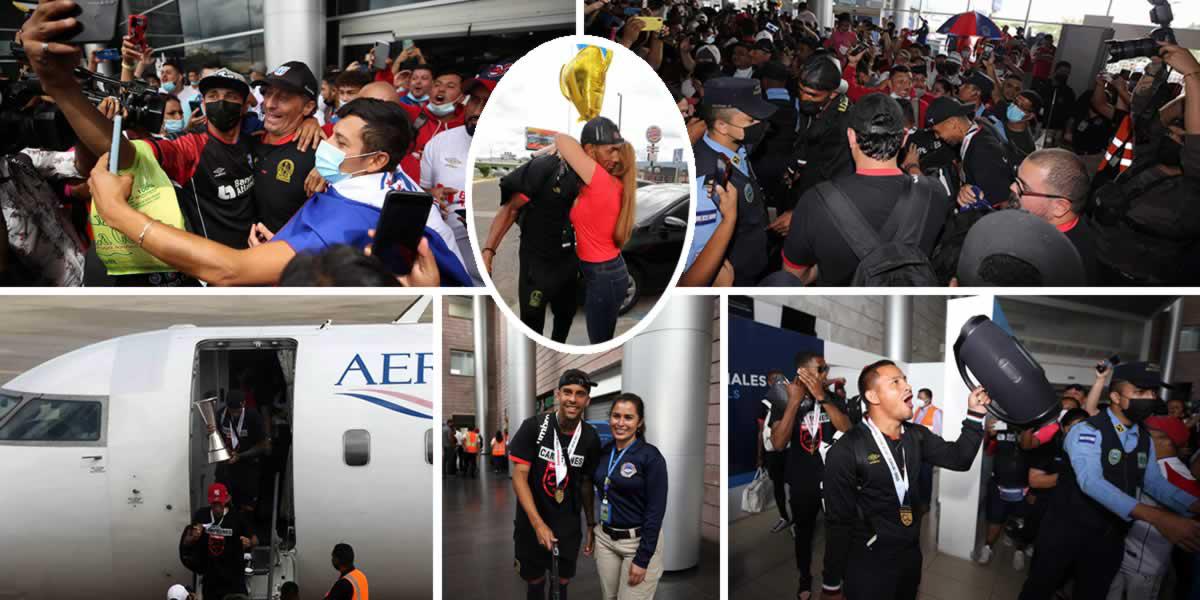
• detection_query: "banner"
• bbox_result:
[525,127,556,151]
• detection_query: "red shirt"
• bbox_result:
[398,103,465,182]
[570,163,624,263]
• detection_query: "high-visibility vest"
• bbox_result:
[326,568,369,600]
[1100,114,1134,174]
[492,439,506,456]
[464,431,479,453]
[918,405,940,428]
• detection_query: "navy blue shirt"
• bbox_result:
[592,438,669,568]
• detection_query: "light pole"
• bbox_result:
[617,92,624,130]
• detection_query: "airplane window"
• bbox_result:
[344,429,370,466]
[0,398,102,442]
[0,393,19,421]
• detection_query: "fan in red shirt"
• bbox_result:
[398,67,467,182]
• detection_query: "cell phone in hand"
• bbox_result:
[57,0,122,44]
[373,41,390,70]
[633,16,664,31]
[373,191,433,276]
[128,14,148,49]
[1097,354,1121,374]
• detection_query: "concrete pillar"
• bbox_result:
[620,296,712,571]
[505,317,536,431]
[263,0,325,78]
[473,297,489,443]
[884,296,913,363]
[894,0,912,30]
[1162,298,1184,392]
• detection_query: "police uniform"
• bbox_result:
[590,438,669,600]
[691,77,777,286]
[1020,397,1198,599]
[791,93,853,202]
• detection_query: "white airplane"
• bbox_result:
[0,301,435,600]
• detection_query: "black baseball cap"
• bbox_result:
[1112,362,1172,390]
[758,61,790,83]
[701,77,777,120]
[580,117,625,146]
[254,61,319,101]
[798,55,841,92]
[198,68,251,99]
[559,369,597,390]
[924,96,975,127]
[225,390,246,409]
[964,71,995,98]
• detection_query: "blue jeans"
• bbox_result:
[580,255,628,344]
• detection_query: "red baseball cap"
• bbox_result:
[1146,416,1189,448]
[465,62,511,96]
[208,483,230,505]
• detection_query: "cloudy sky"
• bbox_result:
[473,36,688,163]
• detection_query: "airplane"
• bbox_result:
[0,300,435,599]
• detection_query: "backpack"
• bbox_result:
[814,177,939,286]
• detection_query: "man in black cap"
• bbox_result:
[509,368,603,600]
[249,61,321,237]
[687,77,776,286]
[211,390,270,519]
[751,61,799,214]
[926,95,1014,211]
[781,93,946,286]
[957,71,995,119]
[785,55,853,221]
[1020,362,1200,600]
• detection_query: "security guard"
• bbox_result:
[787,54,853,209]
[325,543,369,599]
[821,360,988,600]
[689,77,777,286]
[510,369,603,600]
[1019,362,1200,600]
[589,393,669,600]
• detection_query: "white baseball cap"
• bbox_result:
[167,584,190,600]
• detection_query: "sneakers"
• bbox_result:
[1012,547,1026,571]
[770,518,792,534]
[976,544,993,565]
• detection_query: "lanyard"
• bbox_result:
[865,417,909,506]
[603,440,636,500]
[551,413,582,488]
[206,509,224,532]
[221,409,245,450]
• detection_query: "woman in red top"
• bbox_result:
[553,117,637,344]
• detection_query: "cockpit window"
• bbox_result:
[0,398,103,442]
[0,393,19,421]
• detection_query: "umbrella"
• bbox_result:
[937,11,1004,39]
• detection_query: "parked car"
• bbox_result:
[618,183,689,314]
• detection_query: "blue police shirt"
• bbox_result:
[684,134,749,270]
[592,439,669,568]
[1065,407,1197,520]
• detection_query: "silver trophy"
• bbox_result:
[194,397,231,463]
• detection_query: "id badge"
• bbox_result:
[599,498,611,524]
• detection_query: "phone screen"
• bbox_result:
[373,191,433,276]
[373,41,390,70]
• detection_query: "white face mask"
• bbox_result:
[681,79,697,98]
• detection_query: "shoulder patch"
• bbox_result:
[1077,432,1098,445]
[837,96,849,112]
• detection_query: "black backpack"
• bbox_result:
[815,177,939,286]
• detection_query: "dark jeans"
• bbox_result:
[765,452,789,521]
[580,255,628,344]
[789,478,822,591]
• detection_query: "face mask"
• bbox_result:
[162,81,177,93]
[395,86,407,96]
[705,35,716,44]
[1006,104,1026,123]
[164,119,185,134]
[797,98,825,116]
[913,87,926,98]
[407,91,429,103]
[1159,136,1183,168]
[1124,396,1159,424]
[427,101,457,117]
[314,140,379,185]
[203,100,243,132]
[735,121,766,147]
[681,79,697,97]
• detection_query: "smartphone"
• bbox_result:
[128,14,148,49]
[58,0,121,45]
[624,6,643,16]
[633,16,664,31]
[982,45,994,61]
[1097,354,1122,374]
[715,153,734,188]
[402,39,415,51]
[372,41,390,70]
[870,30,880,45]
[189,94,203,113]
[373,191,433,276]
[851,42,869,56]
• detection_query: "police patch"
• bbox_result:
[1108,449,1122,466]
[1138,452,1148,469]
[743,184,754,204]
[621,462,637,478]
[1078,433,1098,445]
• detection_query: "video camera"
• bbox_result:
[1106,0,1176,62]
[75,67,165,134]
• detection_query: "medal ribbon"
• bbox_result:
[865,417,909,506]
[221,408,245,450]
[553,413,582,488]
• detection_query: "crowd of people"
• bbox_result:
[752,346,1200,599]
[1,0,526,287]
[586,0,1200,286]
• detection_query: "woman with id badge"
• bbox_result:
[586,393,668,599]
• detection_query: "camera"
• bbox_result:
[75,67,165,134]
[1105,0,1176,62]
[0,77,77,155]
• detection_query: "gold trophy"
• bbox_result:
[560,45,613,122]
[193,397,230,463]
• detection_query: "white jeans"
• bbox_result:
[1106,568,1163,600]
[594,525,665,600]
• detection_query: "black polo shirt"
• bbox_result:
[509,412,602,547]
[1061,217,1100,285]
[191,507,252,590]
[253,132,316,233]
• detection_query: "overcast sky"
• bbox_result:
[473,36,688,163]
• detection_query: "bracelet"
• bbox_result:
[137,220,156,247]
[482,247,496,255]
[122,62,136,70]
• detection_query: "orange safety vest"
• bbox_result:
[1100,114,1134,175]
[464,431,479,453]
[326,568,369,600]
[492,438,506,456]
[918,405,940,428]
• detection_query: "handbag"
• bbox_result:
[740,467,773,514]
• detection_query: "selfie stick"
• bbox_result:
[109,115,123,173]
[551,542,560,600]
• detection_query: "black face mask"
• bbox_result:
[1054,73,1069,83]
[798,98,826,116]
[1159,136,1183,168]
[737,120,767,147]
[204,100,243,132]
[1124,396,1160,424]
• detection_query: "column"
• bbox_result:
[263,0,325,77]
[473,297,489,444]
[1140,317,1155,361]
[884,295,913,363]
[1162,298,1184,392]
[620,296,713,571]
[505,318,536,431]
[894,0,912,30]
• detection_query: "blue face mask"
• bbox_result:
[162,81,176,93]
[1006,104,1026,123]
[164,119,185,134]
[407,91,429,103]
[314,140,378,185]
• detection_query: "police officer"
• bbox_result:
[588,393,669,600]
[688,77,777,286]
[482,130,585,342]
[510,369,603,600]
[784,55,853,221]
[821,360,989,600]
[325,543,369,599]
[1019,362,1200,600]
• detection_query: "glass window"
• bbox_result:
[161,33,266,75]
[447,298,473,320]
[344,429,370,466]
[176,0,264,40]
[1182,327,1200,352]
[0,398,103,442]
[450,350,475,377]
[986,0,1031,22]
[0,393,20,421]
[335,0,431,15]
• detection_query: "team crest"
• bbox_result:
[621,462,637,478]
[272,65,290,76]
[867,453,881,465]
[276,159,294,183]
[446,157,462,168]
[1108,449,1122,466]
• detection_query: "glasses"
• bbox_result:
[1014,176,1069,201]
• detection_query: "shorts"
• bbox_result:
[514,523,580,581]
[985,483,1027,525]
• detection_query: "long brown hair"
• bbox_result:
[611,142,638,249]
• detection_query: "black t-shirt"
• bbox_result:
[783,173,948,286]
[499,156,581,261]
[190,507,251,588]
[219,408,266,456]
[1025,436,1066,498]
[1062,217,1100,285]
[1044,83,1077,130]
[990,429,1027,488]
[327,577,354,600]
[253,134,317,233]
[509,413,602,542]
[784,393,848,487]
[153,132,258,249]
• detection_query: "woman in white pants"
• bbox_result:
[584,393,669,600]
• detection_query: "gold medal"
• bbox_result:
[900,507,913,527]
[555,489,565,504]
